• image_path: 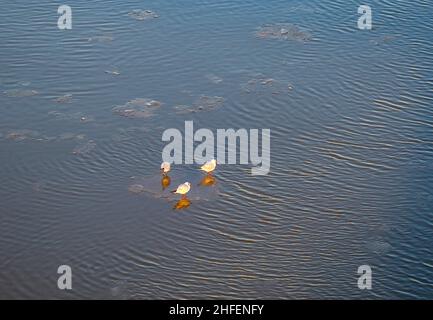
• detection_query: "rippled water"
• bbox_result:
[1,0,432,299]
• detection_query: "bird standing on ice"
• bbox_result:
[172,182,191,198]
[200,159,217,174]
[161,162,171,175]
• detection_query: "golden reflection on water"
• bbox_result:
[161,174,171,191]
[173,197,191,210]
[198,174,217,187]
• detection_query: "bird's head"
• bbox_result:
[160,161,171,173]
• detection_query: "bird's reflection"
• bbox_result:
[198,174,217,187]
[161,174,171,191]
[173,197,191,210]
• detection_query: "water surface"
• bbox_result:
[1,0,433,299]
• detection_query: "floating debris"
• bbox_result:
[3,89,39,98]
[75,134,87,140]
[286,4,321,14]
[128,184,146,194]
[128,9,159,21]
[104,69,120,76]
[366,238,392,255]
[369,35,397,46]
[241,74,293,95]
[33,181,49,193]
[48,110,94,123]
[88,35,114,43]
[173,105,192,114]
[53,94,73,104]
[4,129,43,142]
[58,133,86,141]
[113,98,162,119]
[1,130,89,143]
[6,132,27,142]
[110,280,130,300]
[72,140,97,155]
[255,24,312,42]
[195,95,224,110]
[381,35,396,43]
[205,74,223,84]
[174,95,224,114]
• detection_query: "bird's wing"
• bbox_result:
[177,184,187,194]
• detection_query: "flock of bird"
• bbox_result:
[160,159,217,199]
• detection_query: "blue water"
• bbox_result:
[0,0,432,299]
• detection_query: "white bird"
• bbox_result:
[200,159,217,173]
[172,182,191,196]
[160,162,171,174]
